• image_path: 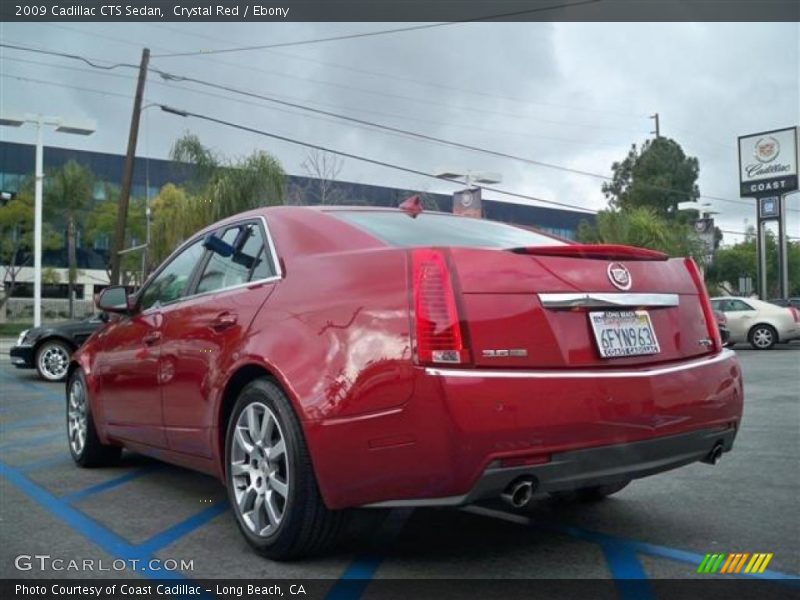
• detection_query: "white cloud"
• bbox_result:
[1,21,797,239]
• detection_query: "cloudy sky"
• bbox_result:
[1,21,798,240]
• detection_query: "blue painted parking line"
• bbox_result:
[0,425,67,450]
[602,541,654,600]
[61,466,159,504]
[464,506,800,584]
[3,378,64,398]
[0,458,185,580]
[325,508,413,600]
[0,396,64,412]
[16,453,73,472]
[550,521,799,583]
[136,502,229,555]
[0,428,64,450]
[1,413,64,431]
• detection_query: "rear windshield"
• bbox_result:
[331,211,565,249]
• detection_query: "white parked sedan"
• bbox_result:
[710,296,800,349]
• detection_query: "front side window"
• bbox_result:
[195,222,275,295]
[138,239,205,311]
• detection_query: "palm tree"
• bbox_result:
[170,133,285,221]
[147,134,285,268]
[577,206,704,259]
[45,161,93,318]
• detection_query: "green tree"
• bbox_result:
[84,185,147,285]
[602,137,700,217]
[170,132,285,222]
[0,188,60,313]
[706,233,800,297]
[44,161,94,318]
[148,183,202,267]
[578,207,704,259]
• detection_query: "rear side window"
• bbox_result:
[331,211,565,249]
[195,221,276,295]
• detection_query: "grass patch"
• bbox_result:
[0,322,32,336]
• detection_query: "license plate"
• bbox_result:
[589,310,660,358]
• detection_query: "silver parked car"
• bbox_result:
[710,296,800,350]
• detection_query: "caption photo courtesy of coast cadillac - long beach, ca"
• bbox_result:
[0,1,799,599]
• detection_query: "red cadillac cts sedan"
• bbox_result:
[68,205,743,559]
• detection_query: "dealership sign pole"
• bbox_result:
[738,126,798,299]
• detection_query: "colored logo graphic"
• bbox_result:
[697,553,773,574]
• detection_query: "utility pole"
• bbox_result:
[650,113,660,138]
[110,47,149,286]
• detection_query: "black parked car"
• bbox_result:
[10,315,106,382]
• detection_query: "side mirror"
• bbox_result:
[97,286,133,314]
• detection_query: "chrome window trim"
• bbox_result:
[424,348,735,379]
[538,292,679,309]
[139,215,282,315]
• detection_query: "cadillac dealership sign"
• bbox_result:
[738,127,798,196]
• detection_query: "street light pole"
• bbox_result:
[33,116,44,327]
[0,112,96,327]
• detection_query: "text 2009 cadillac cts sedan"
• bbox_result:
[68,205,743,559]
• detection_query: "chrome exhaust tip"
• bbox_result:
[501,477,536,508]
[702,441,725,465]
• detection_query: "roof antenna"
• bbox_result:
[399,195,423,218]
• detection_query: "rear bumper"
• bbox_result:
[307,349,743,510]
[364,426,737,507]
[780,325,800,341]
[9,345,34,368]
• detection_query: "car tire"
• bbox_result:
[36,339,73,382]
[225,378,346,560]
[550,480,630,503]
[67,369,122,467]
[748,324,777,350]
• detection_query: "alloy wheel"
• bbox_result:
[67,377,88,456]
[230,402,290,537]
[752,327,774,349]
[39,343,69,380]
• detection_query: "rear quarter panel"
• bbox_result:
[242,247,415,422]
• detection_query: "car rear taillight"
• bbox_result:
[411,248,470,365]
[790,307,800,323]
[684,257,721,353]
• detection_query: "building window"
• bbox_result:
[93,182,107,201]
[93,234,110,250]
[2,172,21,192]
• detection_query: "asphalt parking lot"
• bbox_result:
[1,345,798,593]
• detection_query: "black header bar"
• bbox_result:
[2,0,799,22]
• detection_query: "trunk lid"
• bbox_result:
[450,246,715,369]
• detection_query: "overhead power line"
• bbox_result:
[148,65,782,210]
[157,104,598,214]
[0,38,650,135]
[153,67,622,180]
[149,23,647,121]
[0,42,137,70]
[0,72,133,99]
[152,0,602,58]
[2,41,795,214]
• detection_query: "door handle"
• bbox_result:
[143,331,162,346]
[211,312,238,331]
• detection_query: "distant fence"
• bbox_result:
[4,298,95,322]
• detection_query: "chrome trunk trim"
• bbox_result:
[424,349,735,379]
[538,292,679,309]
